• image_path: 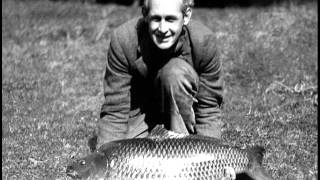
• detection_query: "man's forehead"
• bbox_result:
[148,0,183,9]
[148,0,183,14]
[148,0,183,4]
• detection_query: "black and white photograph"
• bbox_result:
[2,0,317,179]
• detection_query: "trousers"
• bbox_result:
[154,58,199,134]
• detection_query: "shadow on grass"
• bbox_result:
[236,173,254,180]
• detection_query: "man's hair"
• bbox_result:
[142,0,194,17]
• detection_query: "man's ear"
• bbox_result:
[183,7,192,25]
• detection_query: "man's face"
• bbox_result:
[146,0,190,50]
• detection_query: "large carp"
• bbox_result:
[66,125,274,180]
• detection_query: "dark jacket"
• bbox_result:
[99,17,223,143]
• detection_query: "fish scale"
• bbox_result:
[66,125,274,180]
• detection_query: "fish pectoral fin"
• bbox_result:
[219,177,235,180]
[148,124,189,139]
[223,166,236,180]
[246,166,275,180]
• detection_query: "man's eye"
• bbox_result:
[166,19,174,22]
[150,16,161,22]
[166,17,177,22]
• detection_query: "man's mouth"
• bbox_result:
[156,35,171,42]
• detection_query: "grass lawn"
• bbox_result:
[2,0,317,179]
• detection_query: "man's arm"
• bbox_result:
[194,36,224,138]
[98,30,132,145]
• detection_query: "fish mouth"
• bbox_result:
[66,171,81,179]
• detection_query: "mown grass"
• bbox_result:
[2,0,317,179]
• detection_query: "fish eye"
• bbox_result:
[79,160,86,165]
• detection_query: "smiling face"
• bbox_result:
[145,0,192,50]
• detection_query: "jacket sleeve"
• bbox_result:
[194,35,224,138]
[98,30,132,144]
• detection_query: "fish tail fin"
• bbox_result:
[245,146,274,180]
[88,135,98,152]
[247,145,265,165]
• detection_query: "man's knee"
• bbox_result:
[157,58,198,88]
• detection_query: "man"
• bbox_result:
[97,0,223,146]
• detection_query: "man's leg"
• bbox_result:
[154,58,199,134]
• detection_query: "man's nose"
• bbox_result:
[158,21,169,33]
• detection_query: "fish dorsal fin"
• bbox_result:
[148,124,188,139]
